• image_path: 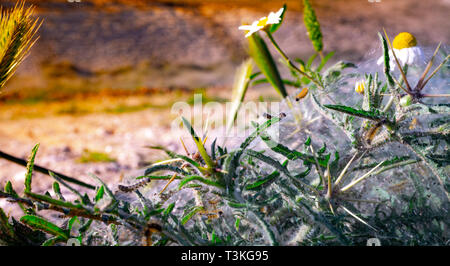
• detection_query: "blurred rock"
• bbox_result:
[0,0,448,98]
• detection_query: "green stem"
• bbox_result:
[0,150,95,190]
[264,30,324,90]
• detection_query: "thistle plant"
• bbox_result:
[0,2,448,246]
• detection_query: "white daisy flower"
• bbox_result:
[238,7,284,38]
[377,32,424,70]
[238,20,264,38]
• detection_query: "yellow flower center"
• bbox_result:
[257,17,268,27]
[393,32,417,50]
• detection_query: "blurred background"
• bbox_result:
[0,0,448,202]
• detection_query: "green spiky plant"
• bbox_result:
[0,2,448,246]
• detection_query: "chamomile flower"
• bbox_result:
[355,79,365,94]
[238,7,284,38]
[377,32,424,70]
[238,21,264,38]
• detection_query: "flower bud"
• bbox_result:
[400,95,412,107]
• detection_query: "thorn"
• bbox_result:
[159,173,177,194]
[180,138,189,156]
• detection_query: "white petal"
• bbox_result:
[239,21,264,37]
[276,7,285,16]
[267,7,284,25]
[405,49,415,65]
[409,47,424,64]
[239,25,255,31]
[377,55,384,66]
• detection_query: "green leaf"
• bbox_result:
[305,136,312,146]
[164,203,175,217]
[269,4,287,33]
[52,182,65,201]
[88,174,117,203]
[178,175,225,190]
[248,32,287,98]
[25,191,84,210]
[20,215,69,240]
[67,216,80,232]
[181,117,215,171]
[0,207,14,238]
[260,133,328,167]
[378,32,395,88]
[49,171,85,203]
[306,53,318,69]
[146,146,177,158]
[245,161,286,191]
[240,116,281,150]
[144,164,188,177]
[41,236,66,246]
[5,181,32,214]
[95,185,105,202]
[181,206,204,225]
[252,78,300,88]
[317,51,335,72]
[24,143,39,193]
[303,0,323,53]
[235,218,241,230]
[323,104,384,121]
[318,142,327,154]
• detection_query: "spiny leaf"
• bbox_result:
[178,175,225,190]
[95,185,105,202]
[146,146,177,158]
[25,191,83,210]
[20,215,69,241]
[41,236,66,246]
[164,203,176,217]
[240,116,281,150]
[245,162,286,190]
[181,206,204,225]
[378,33,395,89]
[260,133,328,167]
[88,173,117,202]
[49,171,84,202]
[52,182,64,201]
[323,104,385,122]
[0,207,14,238]
[4,181,15,195]
[24,143,39,193]
[144,164,188,177]
[181,117,215,171]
